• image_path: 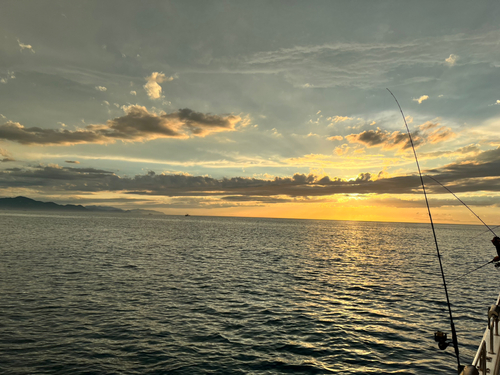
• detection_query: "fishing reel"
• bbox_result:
[434,331,452,350]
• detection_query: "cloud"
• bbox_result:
[17,39,35,53]
[0,121,108,145]
[144,72,174,100]
[220,195,293,203]
[0,163,430,201]
[445,54,458,66]
[65,160,80,164]
[419,144,481,159]
[345,128,415,150]
[0,105,245,145]
[95,86,107,91]
[418,121,455,144]
[271,128,282,137]
[4,146,500,200]
[0,166,410,197]
[327,116,353,124]
[227,31,500,88]
[327,135,343,141]
[0,148,15,162]
[413,95,429,104]
[1,71,16,84]
[334,144,350,156]
[422,147,500,193]
[345,122,455,151]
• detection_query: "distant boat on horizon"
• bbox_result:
[185,214,190,217]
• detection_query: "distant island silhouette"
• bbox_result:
[0,196,164,215]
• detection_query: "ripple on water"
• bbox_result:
[0,214,497,374]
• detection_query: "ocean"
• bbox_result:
[1,212,498,374]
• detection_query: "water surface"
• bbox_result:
[1,213,498,374]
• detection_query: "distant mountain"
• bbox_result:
[0,196,87,211]
[0,196,164,215]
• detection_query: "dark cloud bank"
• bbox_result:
[2,147,500,205]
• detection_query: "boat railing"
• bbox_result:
[470,303,500,374]
[489,304,500,354]
[475,340,487,374]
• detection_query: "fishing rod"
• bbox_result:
[426,176,499,283]
[426,175,498,237]
[449,259,494,284]
[387,88,462,372]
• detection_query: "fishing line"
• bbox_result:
[471,225,500,240]
[426,175,498,237]
[387,88,462,370]
[449,260,494,284]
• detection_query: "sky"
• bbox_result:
[1,0,500,224]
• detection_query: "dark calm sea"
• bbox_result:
[1,212,499,374]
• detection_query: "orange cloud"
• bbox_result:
[413,95,429,104]
[327,115,353,126]
[334,144,350,155]
[419,121,456,144]
[327,135,343,141]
